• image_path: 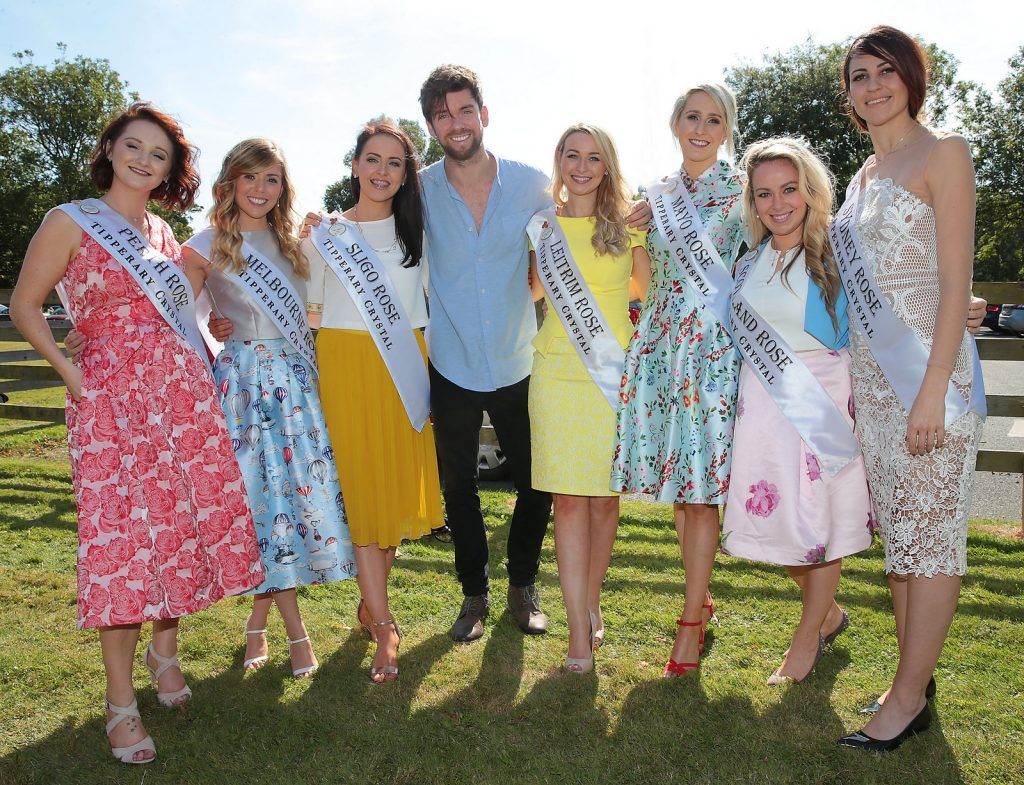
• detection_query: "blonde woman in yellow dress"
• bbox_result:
[527,124,651,672]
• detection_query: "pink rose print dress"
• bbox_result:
[62,213,264,629]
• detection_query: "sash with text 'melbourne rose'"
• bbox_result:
[184,228,318,374]
[310,219,428,431]
[56,198,210,371]
[829,174,986,426]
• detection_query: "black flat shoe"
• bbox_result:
[838,701,932,752]
[859,676,936,715]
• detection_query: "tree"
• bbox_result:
[724,37,961,197]
[322,117,444,213]
[0,45,196,285]
[957,47,1024,281]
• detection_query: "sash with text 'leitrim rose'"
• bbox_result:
[527,208,624,409]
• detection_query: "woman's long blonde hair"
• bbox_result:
[740,137,841,328]
[209,138,307,278]
[551,123,632,257]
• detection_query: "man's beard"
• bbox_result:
[441,131,483,162]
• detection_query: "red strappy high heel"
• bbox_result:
[703,592,718,627]
[663,619,705,677]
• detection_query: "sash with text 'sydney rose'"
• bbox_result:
[56,198,210,371]
[527,209,624,409]
[829,175,986,426]
[730,247,861,476]
[647,173,735,331]
[184,228,318,374]
[309,218,429,431]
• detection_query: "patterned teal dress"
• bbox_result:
[610,161,746,503]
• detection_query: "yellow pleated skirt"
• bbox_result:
[317,328,443,548]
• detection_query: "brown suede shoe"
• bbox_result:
[507,584,548,635]
[450,594,490,642]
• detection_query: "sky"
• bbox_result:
[1,0,1021,223]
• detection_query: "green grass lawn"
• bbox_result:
[1,453,1022,785]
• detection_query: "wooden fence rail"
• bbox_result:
[2,284,1023,527]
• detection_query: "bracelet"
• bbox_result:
[926,360,953,372]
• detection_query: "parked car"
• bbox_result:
[0,304,10,321]
[982,302,1004,332]
[998,304,1024,336]
[478,413,508,481]
[43,305,69,321]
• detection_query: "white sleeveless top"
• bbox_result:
[741,244,827,353]
[304,213,429,331]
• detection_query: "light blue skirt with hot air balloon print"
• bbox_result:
[214,338,357,594]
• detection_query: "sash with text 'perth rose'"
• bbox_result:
[56,198,210,370]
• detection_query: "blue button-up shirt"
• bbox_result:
[421,153,551,392]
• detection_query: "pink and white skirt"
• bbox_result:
[721,349,875,566]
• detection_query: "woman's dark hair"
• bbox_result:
[419,64,483,123]
[89,101,200,210]
[351,118,424,268]
[842,26,929,132]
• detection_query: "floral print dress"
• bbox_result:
[610,161,746,503]
[63,213,263,628]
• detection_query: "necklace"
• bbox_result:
[353,206,399,254]
[876,122,925,162]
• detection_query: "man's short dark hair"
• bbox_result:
[419,64,484,122]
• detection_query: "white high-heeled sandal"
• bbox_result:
[286,635,318,678]
[144,643,192,707]
[243,627,269,671]
[105,697,156,764]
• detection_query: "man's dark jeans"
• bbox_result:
[429,363,552,597]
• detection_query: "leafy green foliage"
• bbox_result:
[322,116,443,213]
[0,45,196,286]
[725,37,962,195]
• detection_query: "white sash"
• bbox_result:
[829,175,986,425]
[310,219,429,431]
[526,209,624,409]
[56,199,210,370]
[648,174,735,329]
[731,247,861,476]
[184,229,318,374]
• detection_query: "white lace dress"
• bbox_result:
[849,177,984,577]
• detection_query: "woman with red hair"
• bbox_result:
[10,102,263,764]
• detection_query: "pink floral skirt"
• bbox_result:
[720,349,874,566]
[67,321,263,628]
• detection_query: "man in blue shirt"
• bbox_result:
[419,65,553,641]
